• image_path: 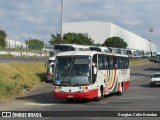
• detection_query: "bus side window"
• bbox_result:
[109,56,114,69]
[98,55,104,69]
[115,57,120,69]
[123,58,127,68]
[70,47,74,51]
[104,55,109,69]
[119,57,124,69]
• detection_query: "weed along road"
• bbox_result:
[0,62,160,118]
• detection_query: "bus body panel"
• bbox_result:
[53,68,130,99]
[95,69,130,95]
[53,51,130,100]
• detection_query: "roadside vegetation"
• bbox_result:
[0,62,46,100]
[130,58,151,65]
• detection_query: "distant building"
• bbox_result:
[6,39,26,48]
[63,21,157,52]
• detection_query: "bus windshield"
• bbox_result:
[54,56,91,86]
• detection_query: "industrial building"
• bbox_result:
[62,21,157,52]
[6,39,26,48]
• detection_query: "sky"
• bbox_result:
[0,0,160,47]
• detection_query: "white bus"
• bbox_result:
[45,56,55,82]
[89,46,110,53]
[126,49,142,58]
[141,50,151,58]
[54,44,90,52]
[49,44,90,57]
[53,51,130,102]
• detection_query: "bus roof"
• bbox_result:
[49,56,55,60]
[54,44,90,51]
[54,44,89,48]
[56,51,128,57]
[90,46,108,49]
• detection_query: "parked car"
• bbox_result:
[150,73,160,87]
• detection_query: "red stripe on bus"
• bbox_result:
[117,82,121,92]
[123,80,130,90]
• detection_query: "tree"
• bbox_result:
[0,29,7,48]
[102,37,127,48]
[63,32,94,45]
[49,32,95,45]
[49,33,62,45]
[26,39,44,50]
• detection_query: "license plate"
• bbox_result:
[67,95,74,98]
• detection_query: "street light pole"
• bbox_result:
[149,28,153,57]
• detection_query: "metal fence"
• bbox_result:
[0,47,52,57]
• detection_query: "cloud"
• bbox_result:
[63,0,160,51]
[0,0,61,42]
[0,0,160,49]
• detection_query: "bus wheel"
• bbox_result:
[150,83,154,87]
[66,98,74,103]
[117,83,123,95]
[95,87,104,101]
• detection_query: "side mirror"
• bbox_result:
[92,63,97,75]
[94,67,97,75]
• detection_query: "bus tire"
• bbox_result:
[117,83,123,95]
[150,83,154,87]
[95,86,104,101]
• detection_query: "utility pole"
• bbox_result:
[149,28,154,57]
[60,0,64,40]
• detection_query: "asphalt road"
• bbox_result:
[0,62,160,120]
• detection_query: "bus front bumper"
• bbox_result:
[53,89,98,99]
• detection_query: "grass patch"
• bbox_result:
[0,54,13,57]
[130,58,151,65]
[0,62,46,100]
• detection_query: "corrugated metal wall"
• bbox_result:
[63,21,157,52]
